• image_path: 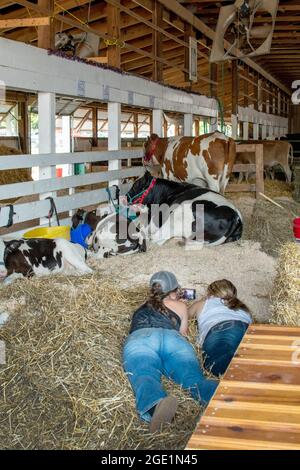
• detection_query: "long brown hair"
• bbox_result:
[146,282,179,319]
[206,279,251,315]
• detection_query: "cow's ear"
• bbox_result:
[4,240,23,252]
[150,133,159,141]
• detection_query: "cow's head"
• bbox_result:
[71,209,86,229]
[84,210,100,231]
[126,171,155,205]
[143,134,162,166]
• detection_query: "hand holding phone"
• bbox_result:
[181,288,196,301]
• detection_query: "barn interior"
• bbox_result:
[0,0,300,452]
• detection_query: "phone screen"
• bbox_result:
[182,288,196,301]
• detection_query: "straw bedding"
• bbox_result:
[0,274,202,450]
[270,243,300,326]
[243,198,300,257]
[264,179,293,199]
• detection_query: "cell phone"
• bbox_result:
[181,288,196,301]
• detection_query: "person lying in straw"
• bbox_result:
[123,271,218,433]
[189,279,252,377]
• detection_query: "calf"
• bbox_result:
[236,140,293,183]
[87,212,147,258]
[0,238,93,285]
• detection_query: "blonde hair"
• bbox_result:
[207,279,251,314]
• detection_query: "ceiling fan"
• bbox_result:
[55,32,100,59]
[210,0,279,63]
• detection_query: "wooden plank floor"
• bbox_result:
[186,324,300,450]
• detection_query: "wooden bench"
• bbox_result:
[186,324,300,450]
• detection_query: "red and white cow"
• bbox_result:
[143,131,237,194]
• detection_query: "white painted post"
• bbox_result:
[258,80,263,112]
[253,123,259,140]
[262,124,267,140]
[61,115,74,217]
[184,113,193,136]
[38,92,56,225]
[210,116,218,132]
[152,109,164,137]
[38,92,56,177]
[231,114,238,139]
[243,121,249,140]
[268,126,274,139]
[68,115,75,213]
[62,116,71,154]
[108,102,121,187]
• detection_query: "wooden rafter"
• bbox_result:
[152,0,163,81]
[38,0,54,49]
[75,109,92,132]
[107,0,121,68]
[0,17,50,28]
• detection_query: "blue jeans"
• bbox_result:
[123,328,218,423]
[202,320,249,377]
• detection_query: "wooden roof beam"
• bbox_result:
[0,17,51,28]
[38,0,54,50]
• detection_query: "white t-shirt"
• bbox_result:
[197,297,252,346]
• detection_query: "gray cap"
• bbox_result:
[149,271,180,294]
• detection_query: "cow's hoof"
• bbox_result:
[139,239,147,253]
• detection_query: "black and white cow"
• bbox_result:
[86,212,147,258]
[0,237,93,285]
[125,171,243,246]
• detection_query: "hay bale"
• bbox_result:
[243,198,300,257]
[0,145,32,187]
[0,145,33,204]
[0,274,202,450]
[270,243,300,326]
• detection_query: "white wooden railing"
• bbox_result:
[0,149,144,234]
